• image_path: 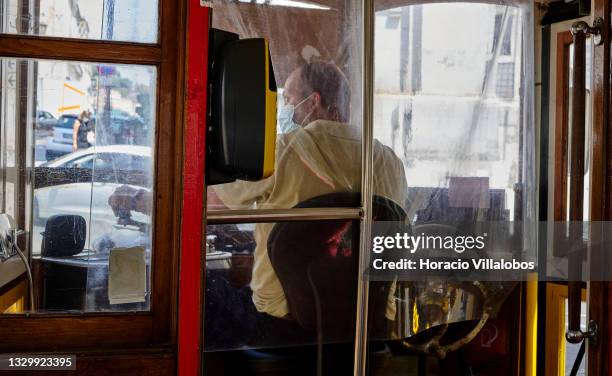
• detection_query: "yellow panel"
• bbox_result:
[545,283,586,376]
[0,279,27,313]
[525,274,537,376]
[4,298,24,313]
[262,40,277,178]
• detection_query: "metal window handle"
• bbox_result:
[571,19,604,46]
[565,19,603,345]
[567,320,598,344]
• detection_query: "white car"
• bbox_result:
[33,145,153,255]
[32,182,151,256]
[43,144,152,172]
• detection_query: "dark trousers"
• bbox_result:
[203,270,311,351]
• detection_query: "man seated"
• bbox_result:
[109,62,408,349]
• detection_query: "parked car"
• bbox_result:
[107,109,146,145]
[42,144,152,172]
[36,110,57,131]
[45,114,79,160]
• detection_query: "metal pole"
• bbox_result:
[566,22,588,345]
[566,27,585,342]
[353,0,375,374]
[103,0,115,145]
[206,207,363,224]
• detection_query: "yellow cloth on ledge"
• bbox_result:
[108,246,146,304]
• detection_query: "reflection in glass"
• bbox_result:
[203,196,408,372]
[204,217,360,351]
[564,299,586,376]
[0,58,156,313]
[203,221,360,375]
[374,3,530,213]
[567,42,592,222]
[0,0,158,43]
[369,1,535,373]
[207,0,365,211]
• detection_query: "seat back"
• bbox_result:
[267,192,407,342]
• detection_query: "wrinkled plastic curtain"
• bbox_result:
[209,0,364,208]
[371,0,536,338]
[212,0,363,124]
[373,0,535,239]
[209,0,536,344]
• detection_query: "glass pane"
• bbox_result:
[0,57,156,313]
[567,41,592,223]
[368,0,535,373]
[564,299,586,376]
[0,0,158,43]
[203,221,361,374]
[206,0,364,211]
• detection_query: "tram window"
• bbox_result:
[204,220,381,374]
[373,2,530,222]
[0,0,158,43]
[206,0,365,211]
[551,32,592,256]
[204,220,360,351]
[560,40,592,223]
[369,2,534,374]
[0,58,157,313]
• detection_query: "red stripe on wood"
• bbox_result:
[178,2,210,375]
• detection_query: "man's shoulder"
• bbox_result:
[373,139,402,162]
[302,120,361,141]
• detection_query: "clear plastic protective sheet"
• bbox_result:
[202,0,538,356]
[205,0,366,358]
[208,0,366,211]
[369,0,536,354]
[373,0,535,225]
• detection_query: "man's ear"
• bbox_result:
[310,91,322,109]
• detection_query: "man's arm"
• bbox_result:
[211,177,274,210]
[206,187,228,210]
[109,175,273,216]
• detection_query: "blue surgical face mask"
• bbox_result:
[277,104,299,134]
[277,93,314,134]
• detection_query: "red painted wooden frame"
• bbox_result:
[179,1,210,375]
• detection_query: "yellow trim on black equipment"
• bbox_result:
[262,40,277,179]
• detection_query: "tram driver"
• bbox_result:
[109,62,408,348]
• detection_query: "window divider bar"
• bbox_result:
[354,0,376,374]
[205,207,364,224]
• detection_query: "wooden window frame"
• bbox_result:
[0,0,186,352]
[553,30,573,225]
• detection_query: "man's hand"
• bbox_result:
[108,185,152,216]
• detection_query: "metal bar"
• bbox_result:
[567,24,586,342]
[206,207,363,224]
[354,0,375,374]
[537,25,551,374]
